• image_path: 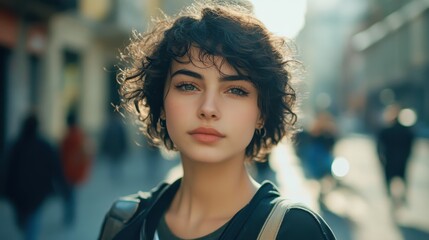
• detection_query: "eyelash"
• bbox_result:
[174,82,250,97]
[175,82,199,92]
[226,86,249,96]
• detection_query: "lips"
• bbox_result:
[188,127,225,143]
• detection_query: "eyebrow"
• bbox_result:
[170,69,202,79]
[170,69,251,81]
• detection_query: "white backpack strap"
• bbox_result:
[257,199,290,240]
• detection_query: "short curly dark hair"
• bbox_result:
[118,1,299,161]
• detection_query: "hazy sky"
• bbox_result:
[250,0,308,38]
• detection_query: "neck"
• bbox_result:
[169,155,259,222]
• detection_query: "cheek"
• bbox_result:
[227,104,260,134]
[164,96,193,127]
[235,100,260,123]
[164,100,180,118]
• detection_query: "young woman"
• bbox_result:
[99,1,336,239]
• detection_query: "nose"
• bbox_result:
[198,92,220,120]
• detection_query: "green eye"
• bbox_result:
[176,83,198,91]
[228,87,249,96]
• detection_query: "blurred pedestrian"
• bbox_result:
[376,105,415,207]
[99,1,336,239]
[295,111,338,181]
[100,111,128,181]
[5,112,66,240]
[294,111,338,204]
[60,110,93,226]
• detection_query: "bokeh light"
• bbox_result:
[398,108,417,127]
[331,157,350,178]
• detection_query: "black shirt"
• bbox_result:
[156,214,227,240]
[100,179,336,240]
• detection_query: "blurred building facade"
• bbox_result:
[348,0,429,134]
[0,0,79,191]
[297,0,429,135]
[0,0,192,187]
[296,0,368,131]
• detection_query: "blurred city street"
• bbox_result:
[1,134,428,240]
[1,0,428,240]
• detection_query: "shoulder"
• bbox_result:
[278,204,336,240]
[98,183,170,240]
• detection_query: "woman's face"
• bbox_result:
[163,47,262,163]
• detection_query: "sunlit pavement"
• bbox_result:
[0,135,428,240]
[270,134,429,240]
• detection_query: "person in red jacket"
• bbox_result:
[60,111,93,225]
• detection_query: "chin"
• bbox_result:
[179,148,245,165]
[183,152,226,163]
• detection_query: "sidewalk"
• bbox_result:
[270,135,429,240]
[334,135,429,240]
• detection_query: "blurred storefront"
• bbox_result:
[37,0,153,141]
[0,0,76,160]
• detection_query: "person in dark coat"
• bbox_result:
[295,112,337,180]
[5,112,65,240]
[377,105,415,206]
